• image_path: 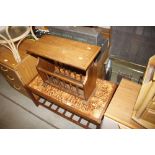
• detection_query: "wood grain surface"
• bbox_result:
[105,79,144,129]
[27,35,101,70]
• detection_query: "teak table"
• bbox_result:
[26,75,116,129]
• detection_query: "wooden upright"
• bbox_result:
[132,55,155,128]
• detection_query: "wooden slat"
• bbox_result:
[55,106,59,112]
[49,103,53,108]
[78,118,82,123]
[38,67,83,88]
[86,122,90,128]
[70,114,74,119]
[62,109,66,115]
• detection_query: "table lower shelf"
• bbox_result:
[31,94,99,128]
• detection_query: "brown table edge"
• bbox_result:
[98,83,118,121]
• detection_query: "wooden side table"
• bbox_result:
[105,79,144,129]
[26,75,116,129]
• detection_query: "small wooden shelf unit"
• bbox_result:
[27,35,101,100]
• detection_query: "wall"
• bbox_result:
[110,26,155,66]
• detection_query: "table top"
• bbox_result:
[105,79,144,129]
[27,35,101,71]
[0,39,35,69]
[28,75,116,125]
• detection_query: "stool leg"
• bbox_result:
[96,124,101,129]
[25,87,40,107]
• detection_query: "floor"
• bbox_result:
[0,59,146,129]
[0,74,83,129]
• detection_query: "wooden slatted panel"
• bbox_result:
[32,95,98,129]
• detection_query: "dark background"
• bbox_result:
[110,26,155,66]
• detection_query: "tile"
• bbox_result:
[80,119,88,126]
